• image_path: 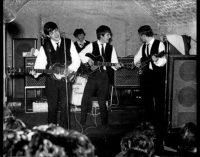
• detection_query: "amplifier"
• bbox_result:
[114,57,140,87]
[24,57,46,87]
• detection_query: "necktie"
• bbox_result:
[146,44,149,56]
[101,44,105,58]
[56,43,60,51]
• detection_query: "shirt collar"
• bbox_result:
[146,37,155,46]
[51,39,61,47]
[77,40,86,45]
[97,40,106,47]
[77,40,86,47]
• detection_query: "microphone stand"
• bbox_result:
[163,36,170,132]
[63,34,70,129]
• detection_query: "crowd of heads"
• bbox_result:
[3,106,96,157]
[116,121,197,157]
[3,106,197,157]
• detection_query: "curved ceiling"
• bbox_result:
[4,0,196,25]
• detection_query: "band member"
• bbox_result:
[31,21,80,128]
[134,25,167,152]
[73,28,90,76]
[73,28,90,53]
[79,25,121,131]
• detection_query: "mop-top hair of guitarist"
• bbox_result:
[96,25,112,40]
[138,25,154,38]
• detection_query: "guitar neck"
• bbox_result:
[17,68,53,74]
[94,62,117,66]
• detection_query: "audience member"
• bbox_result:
[116,122,156,157]
[3,106,26,131]
[177,122,197,156]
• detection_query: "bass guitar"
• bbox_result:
[7,63,76,82]
[138,51,166,75]
[84,53,135,75]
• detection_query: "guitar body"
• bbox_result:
[85,53,105,74]
[49,63,65,80]
[84,53,136,75]
[49,63,77,82]
[138,51,166,75]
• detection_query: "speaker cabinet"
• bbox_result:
[24,57,46,87]
[114,57,140,87]
[167,55,197,129]
[12,38,37,98]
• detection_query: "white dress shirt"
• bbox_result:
[34,39,80,73]
[134,38,166,70]
[79,40,119,70]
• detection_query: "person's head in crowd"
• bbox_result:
[134,121,156,142]
[3,106,26,131]
[178,122,197,155]
[120,122,155,157]
[73,28,86,43]
[3,116,26,131]
[3,106,12,118]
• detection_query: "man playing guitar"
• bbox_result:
[79,25,121,131]
[30,22,80,129]
[134,25,167,153]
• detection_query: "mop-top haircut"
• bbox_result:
[73,28,86,37]
[43,22,58,36]
[138,25,154,37]
[96,25,112,39]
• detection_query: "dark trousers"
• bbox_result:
[140,68,166,146]
[45,76,70,129]
[80,70,109,126]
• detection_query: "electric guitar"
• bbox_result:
[84,53,135,75]
[7,63,77,82]
[138,51,166,75]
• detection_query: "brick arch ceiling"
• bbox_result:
[134,0,196,26]
[4,0,196,26]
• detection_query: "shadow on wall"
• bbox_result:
[6,22,23,37]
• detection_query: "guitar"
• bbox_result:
[84,53,135,75]
[7,63,76,82]
[138,51,166,75]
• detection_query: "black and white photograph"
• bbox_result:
[3,0,197,157]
